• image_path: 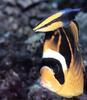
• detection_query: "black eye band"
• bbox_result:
[41,58,65,84]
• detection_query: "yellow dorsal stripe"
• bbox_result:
[33,12,63,31]
[35,21,63,32]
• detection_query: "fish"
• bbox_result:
[33,8,84,98]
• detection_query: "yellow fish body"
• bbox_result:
[33,9,84,98]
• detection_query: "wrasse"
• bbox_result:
[33,8,84,98]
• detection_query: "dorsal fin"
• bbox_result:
[33,12,63,32]
[33,9,80,32]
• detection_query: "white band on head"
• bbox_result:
[42,49,67,71]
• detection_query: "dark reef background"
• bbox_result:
[0,0,87,100]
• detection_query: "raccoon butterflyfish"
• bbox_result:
[33,8,84,98]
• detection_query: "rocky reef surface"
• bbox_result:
[0,0,87,100]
